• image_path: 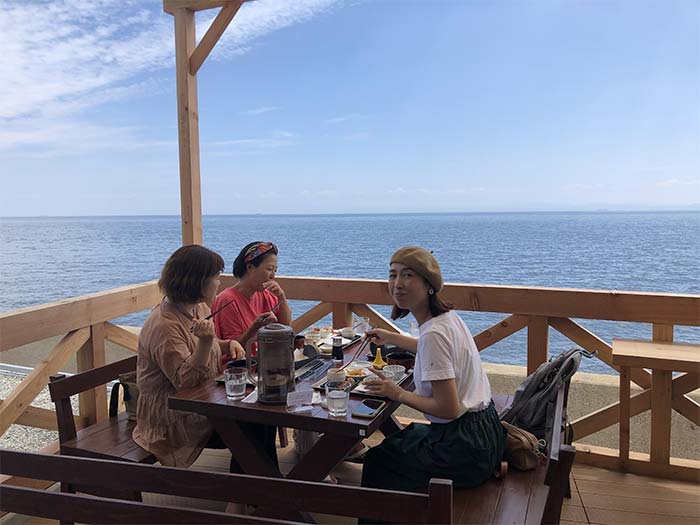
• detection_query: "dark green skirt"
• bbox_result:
[361,401,505,493]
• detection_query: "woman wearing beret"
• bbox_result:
[361,246,505,496]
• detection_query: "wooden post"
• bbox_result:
[76,323,108,425]
[619,366,630,470]
[174,8,203,246]
[650,323,673,464]
[527,316,549,375]
[331,303,352,330]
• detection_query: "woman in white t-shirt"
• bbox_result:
[361,246,505,496]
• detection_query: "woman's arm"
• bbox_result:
[365,328,418,352]
[153,319,217,389]
[365,377,461,420]
[263,280,291,325]
[234,313,273,346]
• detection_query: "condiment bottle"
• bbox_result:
[331,335,344,368]
[371,347,387,370]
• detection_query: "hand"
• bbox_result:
[192,318,216,341]
[254,311,277,327]
[229,340,245,360]
[364,374,404,401]
[364,328,394,346]
[263,280,286,300]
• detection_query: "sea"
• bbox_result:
[2,212,699,374]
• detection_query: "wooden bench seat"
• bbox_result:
[0,449,453,524]
[396,389,574,524]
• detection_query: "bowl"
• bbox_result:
[363,369,395,383]
[383,364,406,379]
[386,351,415,370]
[340,327,356,339]
[326,368,346,383]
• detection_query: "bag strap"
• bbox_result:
[108,382,122,418]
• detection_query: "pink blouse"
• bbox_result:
[212,286,278,341]
[132,299,226,467]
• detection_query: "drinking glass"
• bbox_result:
[355,316,370,336]
[225,367,247,400]
[325,381,351,417]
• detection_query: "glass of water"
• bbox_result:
[325,381,351,417]
[225,367,247,400]
[354,316,370,336]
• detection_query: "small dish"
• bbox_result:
[340,327,356,339]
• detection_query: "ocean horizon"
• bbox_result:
[2,211,698,374]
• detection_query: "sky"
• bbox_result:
[1,0,698,216]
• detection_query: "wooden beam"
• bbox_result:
[331,303,352,330]
[473,314,528,351]
[189,1,242,75]
[174,7,203,245]
[0,403,87,431]
[0,281,161,352]
[527,316,549,375]
[290,302,333,334]
[104,322,139,352]
[650,369,673,464]
[0,328,89,436]
[268,277,700,326]
[574,442,700,483]
[164,0,251,15]
[350,304,402,334]
[77,324,108,425]
[549,317,652,390]
[571,389,651,440]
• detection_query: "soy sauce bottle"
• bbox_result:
[331,335,344,366]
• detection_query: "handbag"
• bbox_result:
[501,421,545,471]
[108,371,139,421]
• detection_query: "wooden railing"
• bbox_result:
[1,276,698,482]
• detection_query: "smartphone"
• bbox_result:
[351,399,386,419]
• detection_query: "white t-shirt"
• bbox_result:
[413,311,492,423]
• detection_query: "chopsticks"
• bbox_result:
[338,334,373,371]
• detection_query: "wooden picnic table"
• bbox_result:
[168,342,414,483]
[612,338,700,467]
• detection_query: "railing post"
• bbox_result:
[331,303,352,330]
[77,323,108,425]
[527,316,549,375]
[650,323,674,464]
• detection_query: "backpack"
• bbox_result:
[500,348,593,442]
[108,371,139,421]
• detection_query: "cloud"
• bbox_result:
[240,106,280,115]
[207,130,297,149]
[325,113,367,124]
[0,0,342,151]
[655,178,700,187]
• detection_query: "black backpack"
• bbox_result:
[500,348,594,442]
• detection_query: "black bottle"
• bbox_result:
[331,335,344,363]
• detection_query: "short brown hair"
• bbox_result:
[158,245,224,303]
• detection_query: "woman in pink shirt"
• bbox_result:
[213,241,292,360]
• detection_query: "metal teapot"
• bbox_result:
[245,323,295,404]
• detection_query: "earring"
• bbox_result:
[429,288,434,295]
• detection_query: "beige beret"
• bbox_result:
[390,246,443,293]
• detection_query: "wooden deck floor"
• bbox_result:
[3,444,698,525]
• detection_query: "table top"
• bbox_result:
[611,338,700,372]
[169,341,414,439]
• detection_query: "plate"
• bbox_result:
[345,367,371,378]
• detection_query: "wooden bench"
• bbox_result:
[49,355,155,465]
[49,356,156,499]
[0,448,453,524]
[397,385,574,524]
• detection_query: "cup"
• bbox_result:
[325,381,351,417]
[383,364,405,381]
[224,367,247,400]
[354,316,370,336]
[340,326,356,339]
[304,331,321,348]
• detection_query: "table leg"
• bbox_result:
[619,366,630,470]
[650,369,672,464]
[287,433,360,482]
[209,417,281,478]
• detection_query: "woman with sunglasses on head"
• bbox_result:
[133,245,244,468]
[212,241,291,350]
[360,246,505,501]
